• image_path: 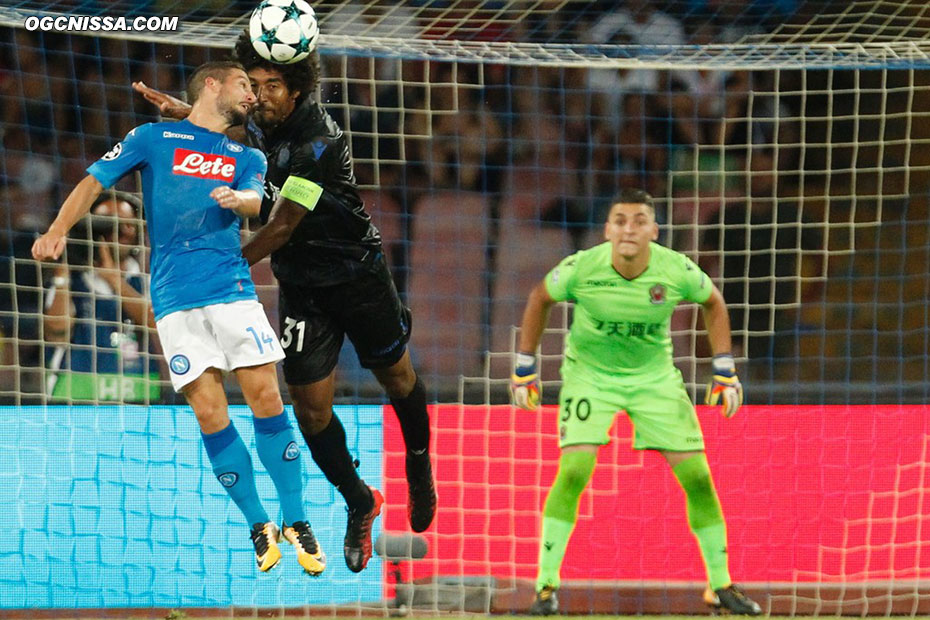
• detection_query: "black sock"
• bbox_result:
[389,376,430,456]
[304,414,371,510]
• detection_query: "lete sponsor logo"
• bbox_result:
[172,148,236,181]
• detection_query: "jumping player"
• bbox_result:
[510,189,763,615]
[133,35,436,575]
[34,61,325,576]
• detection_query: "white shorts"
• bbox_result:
[156,299,285,392]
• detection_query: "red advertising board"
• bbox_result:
[383,405,930,583]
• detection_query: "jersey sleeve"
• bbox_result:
[86,124,151,188]
[680,253,714,304]
[233,146,267,196]
[544,252,581,302]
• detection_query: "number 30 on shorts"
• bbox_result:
[280,316,306,352]
[562,397,592,421]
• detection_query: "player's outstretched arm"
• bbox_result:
[700,285,743,417]
[241,197,308,266]
[131,81,191,120]
[511,281,556,411]
[32,175,104,261]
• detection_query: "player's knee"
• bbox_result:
[292,400,331,435]
[192,402,230,433]
[555,463,593,496]
[248,381,284,416]
[374,361,416,398]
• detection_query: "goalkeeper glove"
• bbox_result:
[704,353,743,418]
[510,352,541,411]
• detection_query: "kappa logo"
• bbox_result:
[172,148,236,181]
[649,283,666,305]
[217,472,238,488]
[101,142,122,161]
[283,441,300,461]
[162,130,194,140]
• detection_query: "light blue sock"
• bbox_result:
[202,422,268,527]
[253,411,306,526]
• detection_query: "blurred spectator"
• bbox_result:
[701,149,823,358]
[592,88,669,199]
[0,127,56,233]
[322,0,421,42]
[719,70,800,170]
[588,0,686,47]
[586,0,681,133]
[43,191,160,402]
[667,22,731,146]
[413,64,504,193]
[519,0,594,43]
[325,55,403,188]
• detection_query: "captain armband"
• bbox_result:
[280,175,323,212]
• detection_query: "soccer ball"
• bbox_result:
[250,0,319,64]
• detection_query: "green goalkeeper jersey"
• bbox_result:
[545,241,713,383]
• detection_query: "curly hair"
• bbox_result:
[233,29,320,105]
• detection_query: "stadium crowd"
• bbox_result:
[0,0,818,402]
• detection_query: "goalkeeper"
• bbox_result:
[511,189,761,616]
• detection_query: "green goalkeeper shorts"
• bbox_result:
[557,371,704,452]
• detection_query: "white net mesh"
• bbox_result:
[1,0,930,616]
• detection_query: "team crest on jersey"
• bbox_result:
[225,142,243,153]
[101,142,122,161]
[172,148,236,181]
[311,137,329,159]
[649,284,666,305]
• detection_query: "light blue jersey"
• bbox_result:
[87,120,267,320]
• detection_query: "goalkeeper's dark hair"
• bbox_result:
[233,29,320,106]
[612,188,655,215]
[187,60,248,103]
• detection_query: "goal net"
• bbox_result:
[0,0,929,616]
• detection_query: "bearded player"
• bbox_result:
[35,61,324,576]
[133,34,436,575]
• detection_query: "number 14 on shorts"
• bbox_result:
[246,326,276,354]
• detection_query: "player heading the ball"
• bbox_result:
[132,21,436,575]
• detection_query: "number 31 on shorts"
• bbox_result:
[280,317,306,352]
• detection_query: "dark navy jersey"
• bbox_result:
[87,120,266,319]
[246,98,382,286]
